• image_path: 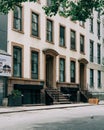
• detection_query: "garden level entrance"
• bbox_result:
[14,84,43,104]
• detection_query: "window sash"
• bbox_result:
[97,22,100,36]
[97,44,101,64]
[46,20,53,42]
[90,41,94,62]
[98,71,101,87]
[90,69,94,87]
[60,26,65,46]
[80,35,84,53]
[31,52,38,79]
[32,13,39,37]
[89,18,93,32]
[70,61,75,82]
[59,58,65,82]
[71,30,76,50]
[13,6,22,31]
[13,47,22,77]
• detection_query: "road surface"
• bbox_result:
[0,105,104,130]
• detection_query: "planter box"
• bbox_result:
[8,95,22,106]
[88,98,99,105]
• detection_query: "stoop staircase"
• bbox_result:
[80,89,93,102]
[45,88,71,104]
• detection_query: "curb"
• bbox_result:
[0,103,93,114]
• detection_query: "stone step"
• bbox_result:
[46,88,71,104]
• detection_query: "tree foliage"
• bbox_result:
[43,0,104,21]
[0,0,104,21]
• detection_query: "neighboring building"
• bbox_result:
[7,1,88,104]
[0,14,12,105]
[86,10,104,99]
[0,1,103,105]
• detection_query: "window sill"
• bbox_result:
[30,34,41,40]
[70,82,76,84]
[59,45,67,49]
[46,40,54,44]
[90,31,94,34]
[70,48,77,51]
[12,28,24,34]
[80,52,85,55]
[79,25,85,28]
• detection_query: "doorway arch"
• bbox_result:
[43,48,59,88]
[78,58,88,90]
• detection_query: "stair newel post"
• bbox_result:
[77,91,80,102]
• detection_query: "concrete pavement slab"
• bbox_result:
[0,101,104,114]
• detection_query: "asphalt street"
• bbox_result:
[0,105,104,130]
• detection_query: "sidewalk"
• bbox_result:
[0,101,104,114]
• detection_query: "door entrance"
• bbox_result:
[80,63,85,90]
[79,58,88,91]
[46,55,54,88]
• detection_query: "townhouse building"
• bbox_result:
[86,11,104,99]
[0,0,104,105]
[0,14,11,105]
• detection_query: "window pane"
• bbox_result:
[98,71,101,87]
[71,30,76,50]
[32,13,39,37]
[32,13,38,23]
[80,35,84,53]
[90,40,93,62]
[13,6,22,31]
[70,61,75,82]
[14,19,21,30]
[97,22,100,39]
[97,44,101,64]
[13,47,22,77]
[31,51,38,79]
[46,20,53,42]
[60,26,65,46]
[59,58,65,82]
[90,69,94,87]
[89,18,93,32]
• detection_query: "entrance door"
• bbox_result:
[46,55,53,88]
[0,78,4,105]
[80,63,85,90]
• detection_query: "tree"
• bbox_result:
[0,0,104,21]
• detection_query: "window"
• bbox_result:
[31,51,39,79]
[90,69,94,87]
[80,35,84,53]
[97,44,101,64]
[59,58,65,82]
[13,6,22,31]
[13,46,22,77]
[90,40,94,62]
[70,30,76,50]
[47,0,52,6]
[89,18,93,33]
[46,19,53,42]
[97,21,100,39]
[31,12,39,37]
[98,70,101,88]
[70,61,75,83]
[79,21,85,27]
[60,25,65,47]
[97,10,100,19]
